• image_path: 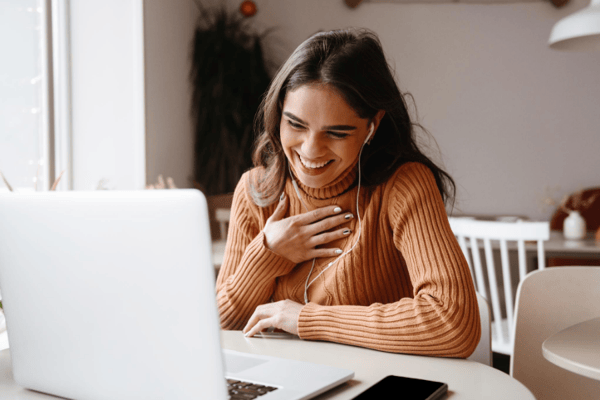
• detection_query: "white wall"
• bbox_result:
[70,0,145,190]
[69,0,200,190]
[143,0,199,189]
[228,0,600,221]
[68,0,600,218]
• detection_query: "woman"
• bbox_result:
[216,28,480,358]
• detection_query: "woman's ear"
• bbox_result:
[368,110,386,144]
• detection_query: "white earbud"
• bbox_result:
[364,123,375,145]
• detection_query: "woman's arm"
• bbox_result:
[216,173,296,330]
[296,163,480,358]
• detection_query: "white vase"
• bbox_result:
[563,210,586,240]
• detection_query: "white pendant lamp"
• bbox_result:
[549,0,600,51]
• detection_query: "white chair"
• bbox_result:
[206,193,233,272]
[212,208,231,274]
[511,267,600,399]
[215,208,231,240]
[448,217,549,355]
[467,292,492,366]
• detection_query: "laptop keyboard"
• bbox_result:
[227,378,278,399]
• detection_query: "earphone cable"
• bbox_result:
[283,126,371,305]
[303,122,373,303]
[304,141,365,297]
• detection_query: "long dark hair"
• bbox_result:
[250,28,455,207]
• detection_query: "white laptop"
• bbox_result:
[0,190,353,400]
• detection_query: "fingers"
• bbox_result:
[243,304,272,336]
[244,318,275,338]
[310,227,352,247]
[264,199,353,264]
[267,192,288,224]
[306,212,354,236]
[309,246,346,259]
[243,307,263,335]
[243,300,302,337]
[243,304,277,338]
[297,204,343,224]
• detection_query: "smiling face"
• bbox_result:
[280,84,382,189]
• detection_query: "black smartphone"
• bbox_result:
[351,375,448,400]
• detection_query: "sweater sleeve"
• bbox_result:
[297,163,480,358]
[216,173,296,330]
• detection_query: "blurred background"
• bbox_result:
[1,0,599,222]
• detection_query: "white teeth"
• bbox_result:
[299,156,330,169]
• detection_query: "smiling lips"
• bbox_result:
[298,154,334,176]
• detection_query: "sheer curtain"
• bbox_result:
[0,0,54,346]
[0,0,51,193]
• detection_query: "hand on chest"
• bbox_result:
[294,194,359,253]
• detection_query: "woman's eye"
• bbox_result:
[327,131,349,139]
[285,120,348,139]
[287,120,303,129]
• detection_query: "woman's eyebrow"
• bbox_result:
[323,124,357,131]
[283,111,357,131]
[283,112,307,125]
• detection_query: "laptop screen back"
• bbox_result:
[0,190,227,400]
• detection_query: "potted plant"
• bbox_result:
[190,3,273,195]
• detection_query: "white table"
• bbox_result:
[0,330,534,399]
[463,231,600,257]
[542,317,600,381]
[221,331,534,399]
[543,231,600,256]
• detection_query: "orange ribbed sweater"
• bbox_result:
[216,162,480,358]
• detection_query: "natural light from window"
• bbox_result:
[0,0,49,193]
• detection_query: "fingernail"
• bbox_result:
[345,214,354,219]
[280,193,285,201]
[335,249,343,254]
[343,229,351,235]
[244,332,251,337]
[333,207,342,213]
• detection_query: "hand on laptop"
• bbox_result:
[263,193,353,264]
[243,299,303,338]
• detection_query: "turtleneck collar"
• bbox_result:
[290,158,359,200]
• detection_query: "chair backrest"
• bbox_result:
[511,267,600,399]
[206,193,233,240]
[448,217,549,354]
[467,292,492,366]
[215,208,231,240]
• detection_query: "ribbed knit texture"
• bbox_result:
[216,162,480,358]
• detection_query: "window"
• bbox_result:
[0,0,48,192]
[0,0,71,193]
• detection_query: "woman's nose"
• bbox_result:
[301,132,326,158]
